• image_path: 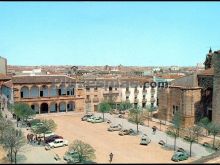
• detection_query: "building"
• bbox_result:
[0,56,7,75]
[157,48,220,127]
[157,74,201,127]
[12,75,85,114]
[212,50,220,124]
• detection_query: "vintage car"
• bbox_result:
[91,117,104,123]
[171,151,189,162]
[87,116,97,122]
[47,139,68,148]
[140,135,151,145]
[107,124,122,132]
[81,114,94,121]
[158,140,165,146]
[118,129,135,136]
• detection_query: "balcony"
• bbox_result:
[134,98,139,103]
[151,89,156,94]
[103,90,119,95]
[134,89,139,95]
[150,98,155,102]
[142,98,147,103]
[142,89,147,94]
[125,90,130,96]
[85,98,91,103]
[93,98,99,103]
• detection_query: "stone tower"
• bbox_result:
[212,50,220,124]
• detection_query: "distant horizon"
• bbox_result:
[1,2,220,66]
[7,64,200,68]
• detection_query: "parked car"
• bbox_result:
[63,150,80,163]
[140,135,151,145]
[107,120,111,124]
[171,151,189,162]
[118,129,135,136]
[177,148,185,153]
[107,124,122,132]
[87,116,97,122]
[47,139,68,148]
[119,111,125,114]
[45,135,63,143]
[91,117,104,123]
[202,142,211,148]
[81,114,93,121]
[118,114,124,118]
[158,140,165,146]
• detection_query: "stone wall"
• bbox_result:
[212,51,220,124]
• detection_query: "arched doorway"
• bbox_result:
[31,104,39,114]
[50,102,58,113]
[40,103,48,114]
[59,102,66,112]
[67,101,75,111]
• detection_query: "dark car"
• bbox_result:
[158,140,165,146]
[45,135,63,144]
[177,148,185,152]
[81,114,93,121]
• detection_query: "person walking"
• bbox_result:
[109,152,113,163]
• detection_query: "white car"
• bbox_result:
[48,139,68,148]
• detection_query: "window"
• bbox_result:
[94,87,98,91]
[86,95,90,99]
[67,91,70,95]
[143,95,146,99]
[86,87,90,91]
[126,96,129,100]
[109,87,112,91]
[40,91,43,97]
[115,88,117,90]
[135,96,137,99]
[20,92,23,98]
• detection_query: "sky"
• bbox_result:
[0,2,220,66]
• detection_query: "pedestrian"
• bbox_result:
[152,126,157,135]
[109,152,113,163]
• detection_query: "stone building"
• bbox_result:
[0,56,7,75]
[157,49,220,127]
[212,50,220,124]
[12,75,85,114]
[157,74,202,127]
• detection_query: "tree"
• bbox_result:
[2,127,26,164]
[184,126,202,157]
[193,125,203,143]
[11,103,35,127]
[118,101,132,112]
[199,117,210,136]
[98,101,111,121]
[207,122,220,149]
[166,126,178,151]
[172,111,183,137]
[146,105,154,127]
[128,106,146,133]
[12,129,26,164]
[0,118,13,143]
[31,119,57,140]
[69,140,96,163]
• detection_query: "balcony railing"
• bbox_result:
[134,89,139,95]
[142,89,147,94]
[142,98,147,103]
[93,98,99,103]
[150,98,155,102]
[125,90,130,96]
[151,89,156,94]
[134,98,139,103]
